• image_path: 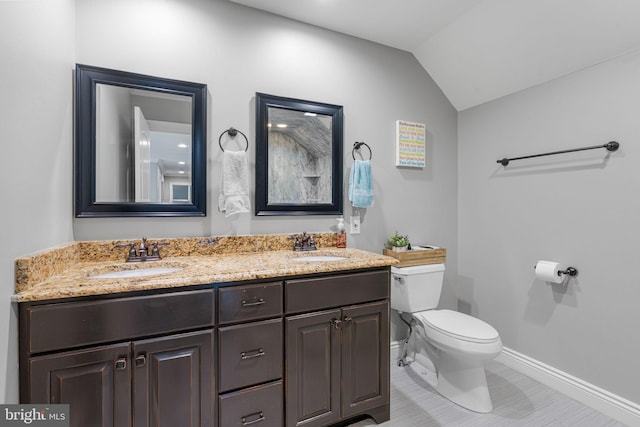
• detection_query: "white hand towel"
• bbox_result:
[218,150,250,217]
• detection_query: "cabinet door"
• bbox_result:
[285,309,341,427]
[341,301,390,420]
[132,329,213,427]
[28,342,131,427]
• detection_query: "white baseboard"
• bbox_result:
[390,340,402,360]
[391,341,640,426]
[497,347,640,426]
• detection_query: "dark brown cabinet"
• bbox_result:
[218,381,283,427]
[20,290,215,427]
[286,309,342,427]
[28,330,212,427]
[20,267,391,427]
[29,342,131,427]
[285,271,390,427]
[217,282,284,426]
[218,319,283,393]
[133,330,213,427]
[341,301,390,421]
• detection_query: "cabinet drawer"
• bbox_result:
[218,318,283,393]
[219,381,283,427]
[26,289,215,354]
[285,269,389,314]
[218,282,282,324]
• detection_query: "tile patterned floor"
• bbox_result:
[348,360,627,427]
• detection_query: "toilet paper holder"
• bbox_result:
[534,264,578,277]
[558,267,578,277]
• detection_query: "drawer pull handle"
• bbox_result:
[241,348,265,360]
[135,354,146,367]
[115,358,127,370]
[242,298,265,307]
[242,411,265,426]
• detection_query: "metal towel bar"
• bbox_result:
[497,141,619,166]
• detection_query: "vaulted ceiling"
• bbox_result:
[228,0,640,111]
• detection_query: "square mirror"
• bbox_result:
[75,64,207,217]
[255,93,343,216]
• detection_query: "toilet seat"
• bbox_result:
[413,310,500,344]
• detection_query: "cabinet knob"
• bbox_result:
[114,358,127,370]
[332,319,342,329]
[343,316,353,326]
[135,354,146,367]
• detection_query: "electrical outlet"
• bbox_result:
[350,215,361,234]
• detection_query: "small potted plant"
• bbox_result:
[388,232,409,252]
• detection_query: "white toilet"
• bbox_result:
[391,264,502,413]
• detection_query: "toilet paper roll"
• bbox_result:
[534,260,563,284]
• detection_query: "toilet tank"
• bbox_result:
[390,264,445,313]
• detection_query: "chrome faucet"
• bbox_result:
[116,237,168,262]
[289,232,319,251]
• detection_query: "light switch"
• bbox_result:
[350,215,361,234]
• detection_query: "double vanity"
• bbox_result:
[15,234,397,427]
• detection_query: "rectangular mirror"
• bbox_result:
[75,64,207,217]
[255,93,343,216]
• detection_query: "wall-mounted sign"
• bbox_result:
[395,120,426,168]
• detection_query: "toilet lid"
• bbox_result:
[414,310,499,343]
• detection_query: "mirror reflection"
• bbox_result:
[255,93,343,216]
[95,84,193,203]
[267,107,333,204]
[75,64,207,217]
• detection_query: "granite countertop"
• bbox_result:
[14,236,397,302]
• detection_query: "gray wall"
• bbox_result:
[72,1,460,310]
[72,0,459,261]
[0,0,75,403]
[3,0,637,410]
[1,0,458,402]
[459,50,640,403]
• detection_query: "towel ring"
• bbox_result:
[219,127,249,152]
[352,141,372,160]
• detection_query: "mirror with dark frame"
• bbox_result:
[255,93,343,216]
[75,64,207,217]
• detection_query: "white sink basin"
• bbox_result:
[292,256,347,262]
[90,267,183,279]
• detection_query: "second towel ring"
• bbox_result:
[219,127,249,152]
[352,141,372,160]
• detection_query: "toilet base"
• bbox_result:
[434,353,493,413]
[405,353,493,413]
[400,325,495,413]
